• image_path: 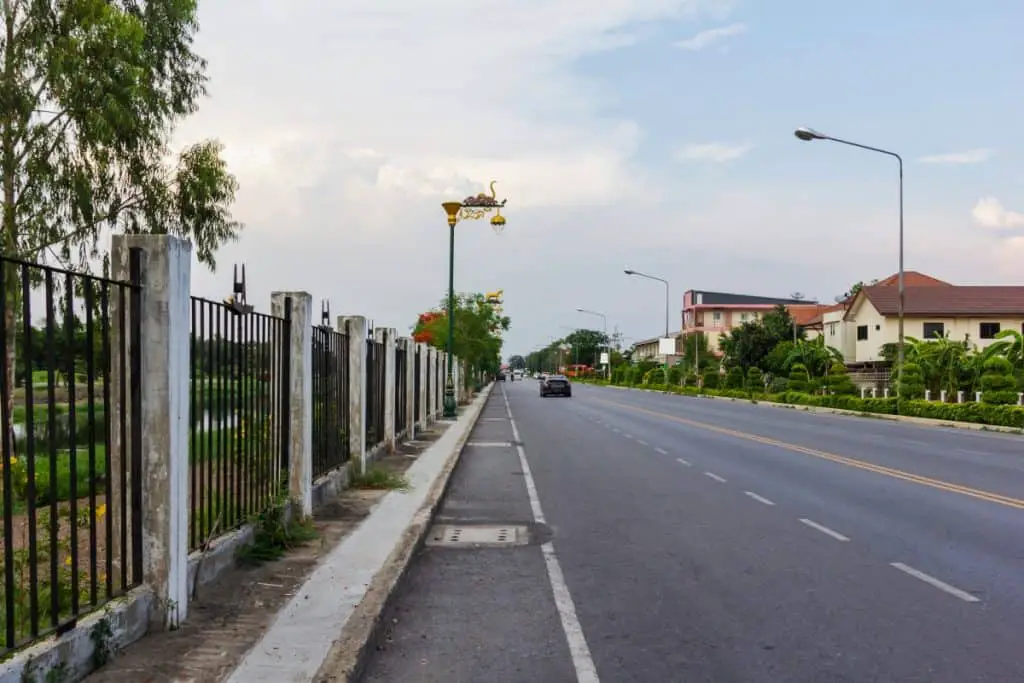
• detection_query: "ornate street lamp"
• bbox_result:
[441,181,508,417]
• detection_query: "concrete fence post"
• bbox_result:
[400,337,416,440]
[417,343,428,431]
[940,389,948,403]
[273,291,313,516]
[111,234,191,630]
[426,347,436,421]
[376,327,397,453]
[340,316,367,471]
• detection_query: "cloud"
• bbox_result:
[917,149,993,165]
[972,197,1024,229]
[674,142,753,162]
[675,22,747,50]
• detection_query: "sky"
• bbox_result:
[173,0,1024,359]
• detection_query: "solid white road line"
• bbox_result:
[744,491,775,506]
[799,518,850,542]
[676,458,692,467]
[500,387,600,682]
[704,471,726,483]
[637,439,649,447]
[655,447,668,455]
[890,562,980,603]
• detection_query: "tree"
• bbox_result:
[560,328,610,368]
[412,292,510,376]
[897,362,926,400]
[788,363,810,392]
[2,0,241,451]
[822,361,857,396]
[507,355,526,370]
[719,305,801,370]
[980,356,1017,405]
[745,366,763,391]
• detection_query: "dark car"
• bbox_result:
[540,374,571,398]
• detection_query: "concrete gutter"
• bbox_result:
[224,384,494,683]
[603,384,1024,436]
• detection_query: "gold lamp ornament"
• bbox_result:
[440,181,509,231]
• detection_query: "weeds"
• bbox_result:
[348,460,409,491]
[236,502,318,566]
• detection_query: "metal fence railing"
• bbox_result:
[0,253,143,655]
[394,345,407,437]
[364,332,386,450]
[311,326,349,478]
[188,297,290,553]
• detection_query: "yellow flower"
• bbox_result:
[8,456,15,465]
[96,504,107,518]
[64,556,71,566]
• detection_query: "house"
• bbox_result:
[829,271,1024,364]
[682,290,831,354]
[632,332,684,365]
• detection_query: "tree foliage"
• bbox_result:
[507,355,526,370]
[523,328,610,373]
[412,292,509,375]
[719,305,803,370]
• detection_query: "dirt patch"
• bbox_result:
[83,430,446,683]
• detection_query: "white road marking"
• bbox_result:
[676,458,691,467]
[637,439,649,447]
[623,433,634,439]
[612,428,621,433]
[655,447,668,455]
[500,387,600,682]
[704,471,726,483]
[890,562,980,603]
[799,518,850,542]
[744,491,775,506]
[466,441,514,447]
[481,417,507,422]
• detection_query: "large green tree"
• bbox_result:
[719,305,802,370]
[1,0,240,444]
[413,292,510,377]
[560,328,609,368]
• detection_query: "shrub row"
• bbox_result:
[576,378,1024,430]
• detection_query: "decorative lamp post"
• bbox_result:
[441,181,508,417]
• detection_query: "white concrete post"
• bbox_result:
[427,347,438,420]
[871,387,877,398]
[860,387,867,399]
[975,391,982,403]
[375,327,397,453]
[957,390,964,403]
[111,234,190,630]
[340,316,367,470]
[400,337,416,440]
[273,292,313,516]
[925,390,931,401]
[416,343,428,431]
[883,388,890,399]
[940,389,948,403]
[1018,392,1023,406]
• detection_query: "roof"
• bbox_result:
[687,290,817,307]
[634,331,684,347]
[788,304,833,326]
[873,271,952,288]
[853,285,1024,318]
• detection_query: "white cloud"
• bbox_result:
[675,22,747,50]
[972,197,1024,229]
[917,149,993,165]
[674,142,752,162]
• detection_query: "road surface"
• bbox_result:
[356,380,1024,683]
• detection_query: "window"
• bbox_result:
[696,293,703,304]
[857,325,868,341]
[740,313,749,322]
[712,311,722,323]
[922,322,944,339]
[980,322,1000,339]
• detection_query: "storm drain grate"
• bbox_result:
[426,524,529,547]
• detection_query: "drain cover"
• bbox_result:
[426,524,529,547]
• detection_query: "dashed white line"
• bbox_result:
[499,386,601,682]
[744,491,775,506]
[799,518,850,542]
[612,428,621,434]
[637,439,649,447]
[655,447,668,455]
[704,471,726,483]
[890,562,979,603]
[623,433,634,439]
[676,458,691,467]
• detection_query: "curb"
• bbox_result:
[313,383,495,682]
[590,383,1024,436]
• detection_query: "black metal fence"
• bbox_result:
[394,344,407,437]
[0,254,142,655]
[311,326,349,478]
[188,297,290,553]
[364,332,386,449]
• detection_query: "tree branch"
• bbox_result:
[17,193,144,258]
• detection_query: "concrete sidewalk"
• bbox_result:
[223,385,492,683]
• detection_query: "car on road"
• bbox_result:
[540,374,571,398]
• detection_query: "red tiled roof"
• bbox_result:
[788,304,833,327]
[857,285,1024,317]
[872,271,952,287]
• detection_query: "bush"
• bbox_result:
[788,363,810,392]
[701,370,720,389]
[822,361,857,396]
[980,356,1018,405]
[644,367,666,385]
[666,366,682,386]
[746,367,763,391]
[897,362,926,400]
[725,366,744,390]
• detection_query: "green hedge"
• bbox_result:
[574,377,1024,430]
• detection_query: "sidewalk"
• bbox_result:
[84,386,491,683]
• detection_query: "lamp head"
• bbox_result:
[794,127,825,142]
[624,269,635,275]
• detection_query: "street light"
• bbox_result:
[576,308,609,379]
[793,126,905,395]
[624,269,672,383]
[441,181,508,417]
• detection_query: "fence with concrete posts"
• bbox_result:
[0,233,467,664]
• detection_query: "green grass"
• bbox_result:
[349,464,409,491]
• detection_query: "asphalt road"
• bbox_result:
[359,379,1024,683]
